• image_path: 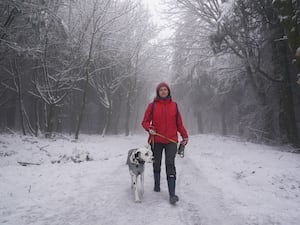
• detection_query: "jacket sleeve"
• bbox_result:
[141,103,152,131]
[177,110,188,139]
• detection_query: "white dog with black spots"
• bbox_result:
[126,147,153,202]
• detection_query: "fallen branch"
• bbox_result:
[17,161,41,166]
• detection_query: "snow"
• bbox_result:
[296,46,300,56]
[218,0,235,23]
[1,134,300,225]
[279,15,289,22]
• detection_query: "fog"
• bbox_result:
[0,0,300,146]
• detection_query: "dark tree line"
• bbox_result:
[167,0,300,146]
[0,0,160,139]
[1,0,300,147]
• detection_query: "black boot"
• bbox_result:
[167,175,179,204]
[154,172,160,192]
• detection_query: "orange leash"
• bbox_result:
[148,132,178,144]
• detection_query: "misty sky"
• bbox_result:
[142,0,174,39]
[142,0,162,24]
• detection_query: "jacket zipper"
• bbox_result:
[164,102,167,134]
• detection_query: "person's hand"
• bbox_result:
[148,126,156,135]
[149,129,156,135]
[180,137,188,146]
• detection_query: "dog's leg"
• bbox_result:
[130,171,134,189]
[133,174,141,202]
[140,172,144,197]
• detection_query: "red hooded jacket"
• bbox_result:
[142,96,188,144]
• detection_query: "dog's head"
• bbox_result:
[134,147,153,163]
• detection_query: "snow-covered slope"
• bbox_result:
[0,134,300,225]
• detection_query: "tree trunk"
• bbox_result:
[17,79,26,135]
[55,107,62,133]
[279,49,300,146]
[45,104,55,138]
[6,97,17,129]
[114,112,120,135]
[244,65,271,140]
[75,72,89,140]
[221,109,227,136]
[102,103,112,137]
[113,91,123,134]
[197,111,203,133]
[271,24,300,146]
[124,91,131,136]
[13,59,26,135]
[74,23,95,139]
[273,0,300,72]
[34,98,40,137]
[245,65,267,106]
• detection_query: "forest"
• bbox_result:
[0,0,300,147]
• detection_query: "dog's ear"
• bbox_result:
[134,151,140,159]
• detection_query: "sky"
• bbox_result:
[142,0,164,25]
[142,0,174,40]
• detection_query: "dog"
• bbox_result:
[126,147,153,202]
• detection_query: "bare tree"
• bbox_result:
[1,59,28,135]
[73,0,140,139]
[0,0,165,137]
[166,0,300,144]
[273,0,300,81]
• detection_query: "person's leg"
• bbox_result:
[165,142,179,204]
[152,142,164,192]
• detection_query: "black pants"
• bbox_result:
[151,142,177,178]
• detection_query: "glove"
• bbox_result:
[148,125,156,135]
[149,129,156,135]
[180,137,188,146]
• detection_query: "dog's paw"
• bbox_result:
[135,199,142,203]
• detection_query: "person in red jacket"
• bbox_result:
[142,82,188,204]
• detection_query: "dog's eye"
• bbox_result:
[145,153,149,156]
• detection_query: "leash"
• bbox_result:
[155,132,177,144]
[148,132,185,158]
[148,132,177,144]
[147,134,155,149]
[151,134,154,149]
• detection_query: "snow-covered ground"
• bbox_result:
[0,134,300,225]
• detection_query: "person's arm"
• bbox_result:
[141,103,152,131]
[177,111,188,144]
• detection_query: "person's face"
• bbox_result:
[158,86,169,98]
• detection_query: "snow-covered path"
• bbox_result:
[177,154,245,225]
[1,134,300,225]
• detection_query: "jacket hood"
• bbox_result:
[154,96,172,102]
[156,82,171,97]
